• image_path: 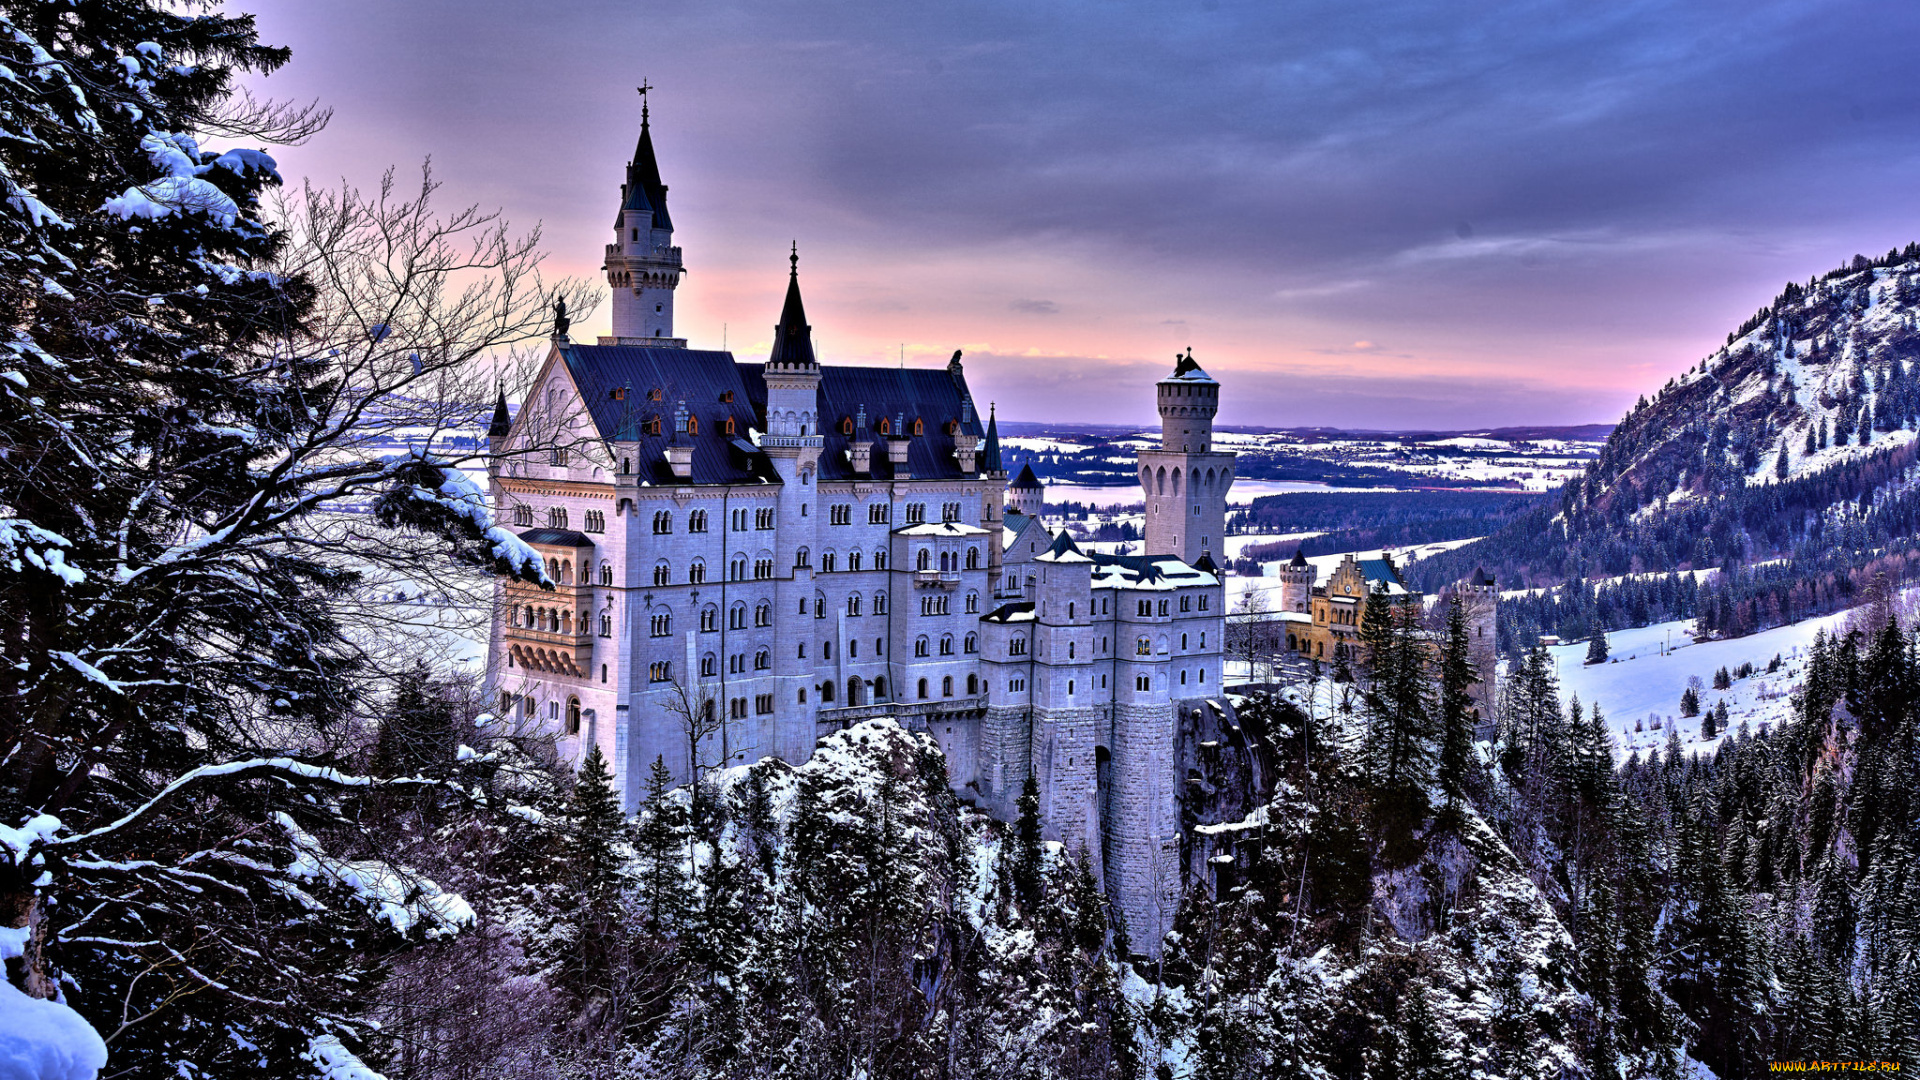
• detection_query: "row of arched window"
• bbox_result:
[911,633,977,656]
[913,547,980,571]
[795,547,889,571]
[1140,463,1232,497]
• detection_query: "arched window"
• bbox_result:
[701,654,717,676]
[688,509,706,532]
[700,605,718,632]
[730,554,747,581]
[652,562,670,586]
[599,614,612,637]
[652,510,672,534]
[874,549,887,570]
[689,559,706,584]
[941,675,952,697]
[546,558,559,581]
[600,561,614,586]
[917,678,929,700]
[847,677,863,705]
[729,603,747,630]
[795,546,810,568]
[650,612,671,637]
[821,551,836,573]
[821,680,835,703]
[874,676,887,699]
[1010,636,1027,656]
[965,591,979,614]
[513,504,534,527]
[966,674,978,694]
[915,636,930,657]
[966,546,979,569]
[939,634,953,655]
[754,648,769,670]
[917,549,931,571]
[565,697,581,734]
[847,550,862,571]
[848,594,862,616]
[548,507,568,529]
[873,592,887,614]
[964,632,977,653]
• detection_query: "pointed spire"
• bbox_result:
[768,244,816,369]
[982,403,1002,473]
[488,383,513,438]
[617,86,671,230]
[1010,462,1042,490]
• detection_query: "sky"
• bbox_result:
[240,0,1920,430]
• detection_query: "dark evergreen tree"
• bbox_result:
[1587,631,1609,665]
[1437,596,1480,807]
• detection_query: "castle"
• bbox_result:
[484,102,1229,949]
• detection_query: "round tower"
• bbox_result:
[1006,462,1044,517]
[1158,347,1220,453]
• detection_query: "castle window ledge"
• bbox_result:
[914,570,961,588]
[815,696,985,728]
[507,581,593,599]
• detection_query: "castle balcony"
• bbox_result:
[914,570,962,589]
[816,695,986,732]
[504,626,594,678]
[760,434,824,449]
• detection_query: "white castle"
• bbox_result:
[485,103,1233,949]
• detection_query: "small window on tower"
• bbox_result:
[721,390,734,403]
[724,417,737,435]
[688,415,699,435]
[879,417,891,435]
[655,303,663,313]
[842,416,854,435]
[649,388,663,402]
[912,419,924,436]
[611,387,626,401]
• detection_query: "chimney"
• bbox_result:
[850,404,873,475]
[888,411,911,478]
[953,396,979,473]
[665,400,693,479]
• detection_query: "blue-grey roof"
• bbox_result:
[1009,462,1042,490]
[518,528,595,547]
[1356,557,1405,586]
[559,343,776,486]
[738,362,987,482]
[982,407,1002,473]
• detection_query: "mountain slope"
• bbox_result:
[1417,245,1920,642]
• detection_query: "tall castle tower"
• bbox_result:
[605,93,685,344]
[1139,349,1234,565]
[1006,462,1044,518]
[762,246,824,763]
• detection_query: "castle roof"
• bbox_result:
[981,405,1003,473]
[1470,566,1496,588]
[517,528,595,548]
[616,104,671,231]
[1035,530,1093,564]
[1087,551,1214,592]
[981,600,1036,623]
[1354,555,1412,596]
[488,387,512,438]
[740,362,987,482]
[1009,462,1042,490]
[1163,347,1216,384]
[766,246,816,370]
[1290,546,1310,568]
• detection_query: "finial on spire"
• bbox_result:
[789,240,799,277]
[637,79,652,125]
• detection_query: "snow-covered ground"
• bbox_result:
[1551,609,1856,761]
[1042,479,1381,508]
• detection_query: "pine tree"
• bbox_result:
[1680,686,1700,717]
[1008,769,1045,911]
[635,755,692,930]
[1587,631,1610,665]
[1777,437,1792,478]
[556,745,632,1011]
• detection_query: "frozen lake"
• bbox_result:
[1043,479,1388,509]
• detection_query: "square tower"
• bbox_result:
[1139,349,1235,566]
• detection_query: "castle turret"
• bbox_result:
[1280,546,1314,612]
[604,93,685,345]
[487,385,513,466]
[1006,462,1044,518]
[760,245,823,764]
[1138,348,1236,566]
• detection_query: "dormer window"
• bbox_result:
[688,415,700,436]
[912,419,924,436]
[645,416,662,436]
[724,417,737,435]
[649,388,663,402]
[721,390,734,403]
[879,417,891,435]
[842,417,854,435]
[611,387,626,401]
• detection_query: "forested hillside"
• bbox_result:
[321,596,1920,1079]
[1419,248,1920,646]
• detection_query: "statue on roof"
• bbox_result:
[552,297,570,339]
